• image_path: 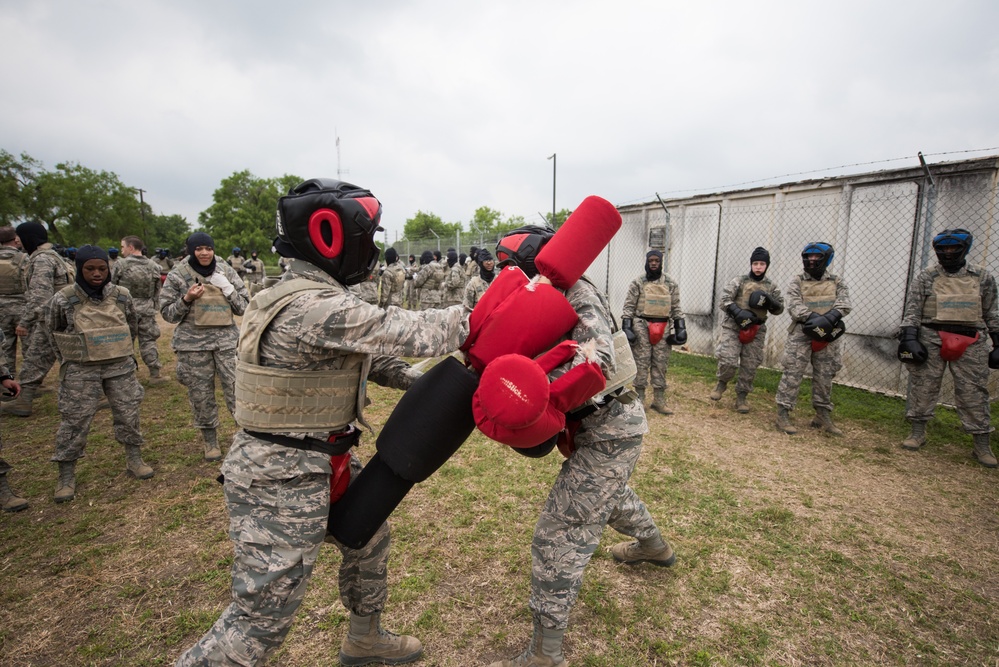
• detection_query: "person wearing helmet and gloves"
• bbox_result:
[174,179,469,667]
[897,228,999,467]
[620,249,685,415]
[106,246,119,270]
[226,246,246,280]
[161,232,250,461]
[154,248,174,279]
[775,242,852,435]
[712,247,785,412]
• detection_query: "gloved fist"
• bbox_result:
[803,312,844,342]
[726,303,760,330]
[897,326,928,364]
[667,318,687,345]
[622,317,636,344]
[748,290,770,310]
[208,272,236,297]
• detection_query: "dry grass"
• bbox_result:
[1,320,997,666]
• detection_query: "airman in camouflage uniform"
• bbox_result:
[349,270,379,305]
[712,247,785,412]
[462,248,495,309]
[154,248,175,277]
[621,249,686,415]
[897,228,999,467]
[378,248,406,308]
[775,242,852,435]
[403,254,418,309]
[48,246,151,504]
[176,179,468,667]
[0,332,26,511]
[0,226,27,372]
[112,236,167,384]
[2,221,72,417]
[488,228,674,667]
[412,250,443,310]
[442,249,465,306]
[161,233,249,461]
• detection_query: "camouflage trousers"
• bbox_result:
[18,321,56,389]
[775,328,843,412]
[133,299,162,373]
[715,324,767,395]
[175,349,236,430]
[905,328,992,433]
[175,455,390,667]
[530,434,660,631]
[631,318,671,391]
[0,297,24,373]
[51,362,144,462]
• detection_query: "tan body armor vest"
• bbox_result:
[922,271,982,325]
[637,281,671,319]
[234,278,369,433]
[52,285,133,363]
[0,251,27,296]
[800,278,837,314]
[735,279,769,321]
[179,263,234,327]
[229,255,245,273]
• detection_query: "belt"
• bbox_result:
[244,425,360,456]
[924,323,981,337]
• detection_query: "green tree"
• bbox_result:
[402,210,461,248]
[144,213,191,256]
[0,150,42,225]
[544,208,573,229]
[468,206,504,235]
[198,170,301,256]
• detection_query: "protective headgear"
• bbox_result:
[802,242,834,279]
[645,249,663,281]
[495,225,555,278]
[232,247,241,255]
[74,245,111,299]
[66,247,77,259]
[433,250,442,262]
[16,221,47,254]
[750,246,770,279]
[932,228,972,271]
[447,249,458,267]
[275,178,383,286]
[408,254,416,264]
[108,247,119,257]
[420,250,434,265]
[157,248,170,259]
[385,247,398,265]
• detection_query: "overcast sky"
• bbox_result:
[2,0,997,242]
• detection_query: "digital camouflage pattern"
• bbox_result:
[621,272,683,392]
[900,262,999,432]
[0,245,26,370]
[176,258,468,666]
[442,263,466,306]
[378,260,406,308]
[412,261,443,309]
[349,274,379,305]
[462,274,491,309]
[18,244,71,388]
[0,333,13,474]
[528,279,663,631]
[111,254,164,374]
[775,271,852,411]
[716,274,785,394]
[47,283,143,462]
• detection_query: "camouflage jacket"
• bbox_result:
[20,243,72,330]
[621,272,684,322]
[900,262,999,333]
[462,274,492,309]
[111,254,162,304]
[379,261,406,308]
[412,261,444,306]
[719,273,785,330]
[160,259,249,351]
[47,282,138,378]
[785,271,852,325]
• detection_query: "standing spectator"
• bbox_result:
[712,247,785,412]
[112,235,168,384]
[487,227,675,667]
[404,254,418,309]
[378,247,407,308]
[897,228,999,467]
[0,226,27,372]
[349,270,379,305]
[107,246,119,270]
[243,250,263,295]
[160,233,249,461]
[775,242,851,435]
[2,221,72,417]
[465,246,479,280]
[621,249,685,415]
[413,250,443,310]
[462,248,495,309]
[0,335,24,511]
[48,246,151,503]
[442,249,465,306]
[154,248,175,280]
[226,247,246,280]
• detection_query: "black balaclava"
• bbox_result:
[645,250,663,281]
[16,221,48,255]
[75,245,111,300]
[459,252,467,266]
[408,254,416,265]
[433,250,442,262]
[447,249,458,267]
[186,232,217,278]
[749,246,770,281]
[476,248,495,283]
[385,248,399,265]
[420,250,434,265]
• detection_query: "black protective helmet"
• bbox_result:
[495,225,555,278]
[276,178,383,286]
[932,228,972,270]
[801,241,834,278]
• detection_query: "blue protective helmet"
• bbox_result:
[932,228,972,270]
[801,241,833,278]
[108,247,119,257]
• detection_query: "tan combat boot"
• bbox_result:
[201,428,222,462]
[147,367,169,386]
[810,408,843,436]
[339,612,423,666]
[1,386,35,417]
[709,381,727,401]
[125,445,154,479]
[54,461,76,503]
[0,472,28,512]
[651,389,673,415]
[487,622,566,667]
[735,392,750,414]
[776,406,797,434]
[972,433,998,468]
[610,535,676,567]
[901,421,927,451]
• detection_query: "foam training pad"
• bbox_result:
[327,452,414,549]
[461,266,529,354]
[376,356,479,482]
[534,195,622,289]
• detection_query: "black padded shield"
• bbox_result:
[327,453,413,549]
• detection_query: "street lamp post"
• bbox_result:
[547,153,556,226]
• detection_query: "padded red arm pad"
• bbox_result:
[461,266,529,354]
[548,361,606,413]
[535,196,622,289]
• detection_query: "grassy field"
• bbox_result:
[0,325,997,667]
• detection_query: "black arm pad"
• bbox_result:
[327,453,414,549]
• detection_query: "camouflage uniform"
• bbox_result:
[160,259,249,430]
[242,256,263,293]
[527,279,665,631]
[349,274,379,305]
[403,261,418,309]
[0,334,17,475]
[716,274,785,395]
[18,243,72,389]
[0,245,27,371]
[412,261,443,310]
[775,271,852,412]
[47,283,143,462]
[621,271,683,394]
[154,255,174,277]
[378,259,406,308]
[111,254,163,375]
[901,263,999,433]
[175,258,468,666]
[442,262,465,306]
[462,274,492,309]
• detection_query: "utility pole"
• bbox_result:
[547,153,556,226]
[133,187,148,239]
